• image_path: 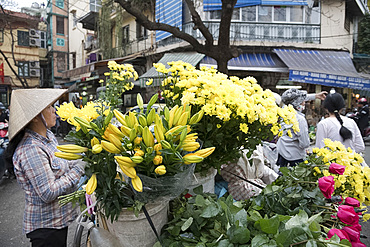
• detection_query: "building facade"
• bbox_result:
[45,0,69,88]
[0,9,43,105]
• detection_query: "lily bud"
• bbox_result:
[155,165,166,175]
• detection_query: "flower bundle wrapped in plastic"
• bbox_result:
[155,61,299,173]
[55,93,215,220]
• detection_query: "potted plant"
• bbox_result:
[155,61,299,176]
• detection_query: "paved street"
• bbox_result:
[0,141,370,246]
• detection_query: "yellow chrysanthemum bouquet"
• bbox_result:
[308,139,370,208]
[99,60,137,106]
[55,61,215,220]
[155,61,299,173]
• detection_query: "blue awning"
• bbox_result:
[204,0,261,11]
[199,53,289,72]
[155,0,182,41]
[274,49,370,91]
[203,0,307,11]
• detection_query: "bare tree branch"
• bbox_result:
[183,0,213,46]
[115,0,205,52]
[114,0,243,73]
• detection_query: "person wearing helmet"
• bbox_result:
[355,97,369,137]
[276,89,326,168]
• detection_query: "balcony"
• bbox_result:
[85,37,99,51]
[158,21,321,47]
[109,38,152,59]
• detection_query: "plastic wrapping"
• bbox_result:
[127,164,195,203]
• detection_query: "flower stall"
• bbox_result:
[157,139,369,246]
[55,60,369,246]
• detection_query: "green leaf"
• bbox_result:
[275,227,306,246]
[153,241,162,247]
[193,185,204,195]
[234,209,248,227]
[285,210,308,230]
[251,234,270,247]
[181,217,193,231]
[195,195,206,207]
[259,215,280,234]
[200,204,221,218]
[227,225,250,244]
[218,239,233,247]
[248,210,263,222]
[306,239,318,247]
[195,243,206,247]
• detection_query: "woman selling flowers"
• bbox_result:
[277,89,326,167]
[5,89,85,247]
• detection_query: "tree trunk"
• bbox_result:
[217,57,229,74]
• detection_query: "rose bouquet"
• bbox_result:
[307,139,370,206]
[154,61,299,173]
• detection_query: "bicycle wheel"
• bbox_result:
[73,215,89,247]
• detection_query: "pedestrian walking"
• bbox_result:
[315,92,365,153]
[276,89,326,167]
[4,89,85,247]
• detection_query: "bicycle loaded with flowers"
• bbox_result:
[55,61,215,221]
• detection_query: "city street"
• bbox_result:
[1,143,370,246]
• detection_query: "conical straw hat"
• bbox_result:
[8,88,67,141]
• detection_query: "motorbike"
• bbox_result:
[0,122,9,179]
[346,112,370,143]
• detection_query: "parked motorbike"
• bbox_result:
[346,112,370,143]
[0,122,9,179]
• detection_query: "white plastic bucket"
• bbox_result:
[105,201,169,247]
[188,168,217,195]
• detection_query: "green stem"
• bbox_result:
[297,181,316,184]
[311,205,336,211]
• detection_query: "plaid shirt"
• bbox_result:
[13,129,84,234]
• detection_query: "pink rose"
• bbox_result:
[327,229,349,241]
[342,226,360,242]
[328,163,346,175]
[351,242,367,247]
[345,197,360,207]
[349,224,362,232]
[318,176,335,199]
[337,205,359,225]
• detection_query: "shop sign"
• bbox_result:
[290,70,370,90]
